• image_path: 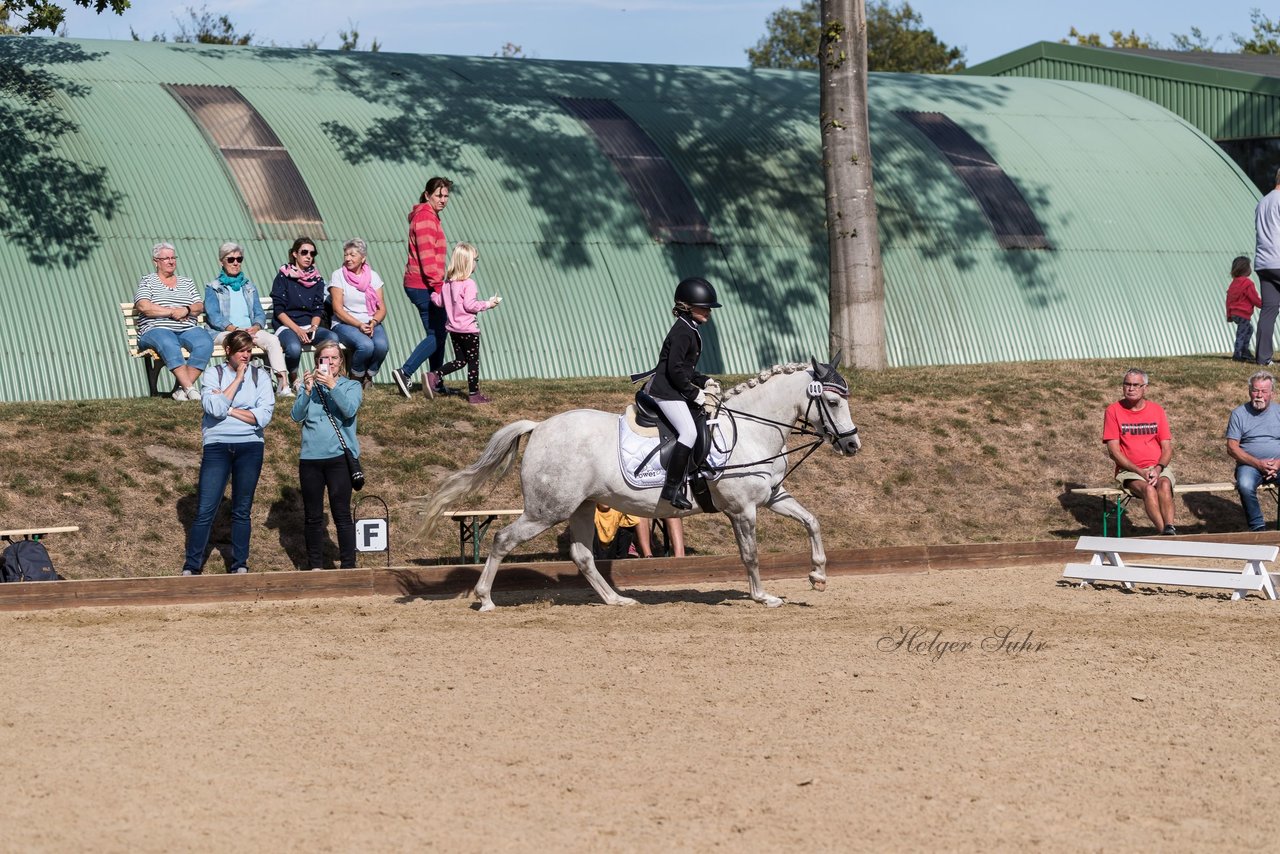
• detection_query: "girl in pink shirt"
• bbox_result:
[427,242,502,404]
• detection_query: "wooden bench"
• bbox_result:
[1069,482,1279,536]
[1064,536,1279,600]
[121,299,329,397]
[441,509,524,564]
[0,526,79,544]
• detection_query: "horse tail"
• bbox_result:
[413,419,539,539]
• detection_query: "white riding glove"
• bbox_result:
[703,379,721,397]
[694,389,706,406]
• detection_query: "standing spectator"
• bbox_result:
[134,241,213,401]
[1226,371,1280,532]
[1255,168,1280,365]
[204,241,292,396]
[1102,368,1176,535]
[1227,255,1262,362]
[291,340,363,571]
[270,236,338,387]
[181,331,275,575]
[328,238,388,390]
[428,242,501,405]
[392,176,453,399]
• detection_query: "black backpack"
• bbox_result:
[1,540,62,582]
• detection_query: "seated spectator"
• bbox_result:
[1102,368,1176,535]
[134,241,214,402]
[271,236,338,387]
[204,242,292,397]
[1226,371,1280,531]
[329,238,389,390]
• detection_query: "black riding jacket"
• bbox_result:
[649,314,710,403]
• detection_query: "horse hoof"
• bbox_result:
[614,596,638,606]
[764,595,784,608]
[477,599,496,613]
[810,577,827,592]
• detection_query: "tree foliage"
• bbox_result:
[748,0,965,74]
[1060,27,1152,49]
[1235,8,1280,54]
[0,0,128,35]
[131,5,253,45]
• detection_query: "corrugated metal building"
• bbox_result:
[0,37,1262,401]
[966,42,1280,193]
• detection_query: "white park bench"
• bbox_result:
[1063,536,1279,601]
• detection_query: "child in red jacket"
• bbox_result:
[1227,255,1262,362]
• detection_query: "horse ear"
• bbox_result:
[829,350,843,371]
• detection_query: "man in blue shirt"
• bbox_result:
[1226,371,1280,531]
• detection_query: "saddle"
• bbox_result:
[630,389,712,473]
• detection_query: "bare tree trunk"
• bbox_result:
[820,0,887,370]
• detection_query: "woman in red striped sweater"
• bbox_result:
[392,176,453,399]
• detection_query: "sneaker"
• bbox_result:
[180,569,200,576]
[468,392,492,405]
[229,567,248,574]
[186,386,201,401]
[1162,525,1178,536]
[391,368,412,398]
[422,371,439,400]
[172,388,188,401]
[277,382,295,398]
[361,374,374,391]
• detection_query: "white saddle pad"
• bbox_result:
[616,415,729,490]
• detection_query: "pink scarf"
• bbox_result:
[278,264,324,287]
[342,263,382,314]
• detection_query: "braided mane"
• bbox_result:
[722,363,811,399]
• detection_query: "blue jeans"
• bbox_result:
[1231,316,1254,360]
[183,441,265,573]
[332,322,389,376]
[399,287,447,377]
[138,326,214,371]
[1235,463,1274,531]
[277,326,338,374]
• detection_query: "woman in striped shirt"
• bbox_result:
[134,242,215,401]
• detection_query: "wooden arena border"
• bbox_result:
[2,533,1274,612]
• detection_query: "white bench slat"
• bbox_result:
[1074,536,1278,563]
[1063,563,1268,591]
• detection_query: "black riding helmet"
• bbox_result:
[674,277,722,308]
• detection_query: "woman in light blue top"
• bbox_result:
[291,338,363,570]
[181,330,276,575]
[204,241,291,397]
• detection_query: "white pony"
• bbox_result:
[420,357,861,610]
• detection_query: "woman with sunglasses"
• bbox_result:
[204,242,292,397]
[270,236,338,387]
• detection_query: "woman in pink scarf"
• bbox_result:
[328,237,389,389]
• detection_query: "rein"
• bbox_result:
[704,384,854,486]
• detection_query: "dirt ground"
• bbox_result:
[3,564,1279,852]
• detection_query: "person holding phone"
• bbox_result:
[271,236,338,388]
[290,339,363,570]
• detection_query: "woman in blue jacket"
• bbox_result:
[204,241,291,396]
[291,339,363,570]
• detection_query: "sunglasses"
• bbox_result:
[224,256,244,264]
[297,249,316,257]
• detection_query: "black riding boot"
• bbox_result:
[660,443,693,510]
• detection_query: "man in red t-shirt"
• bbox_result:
[1102,369,1176,534]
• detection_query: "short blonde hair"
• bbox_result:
[314,339,345,374]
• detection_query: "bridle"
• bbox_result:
[704,376,858,485]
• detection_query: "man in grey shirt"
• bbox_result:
[1226,371,1280,530]
[1255,168,1280,365]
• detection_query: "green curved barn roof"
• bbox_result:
[0,37,1261,401]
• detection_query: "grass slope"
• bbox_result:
[0,356,1263,579]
